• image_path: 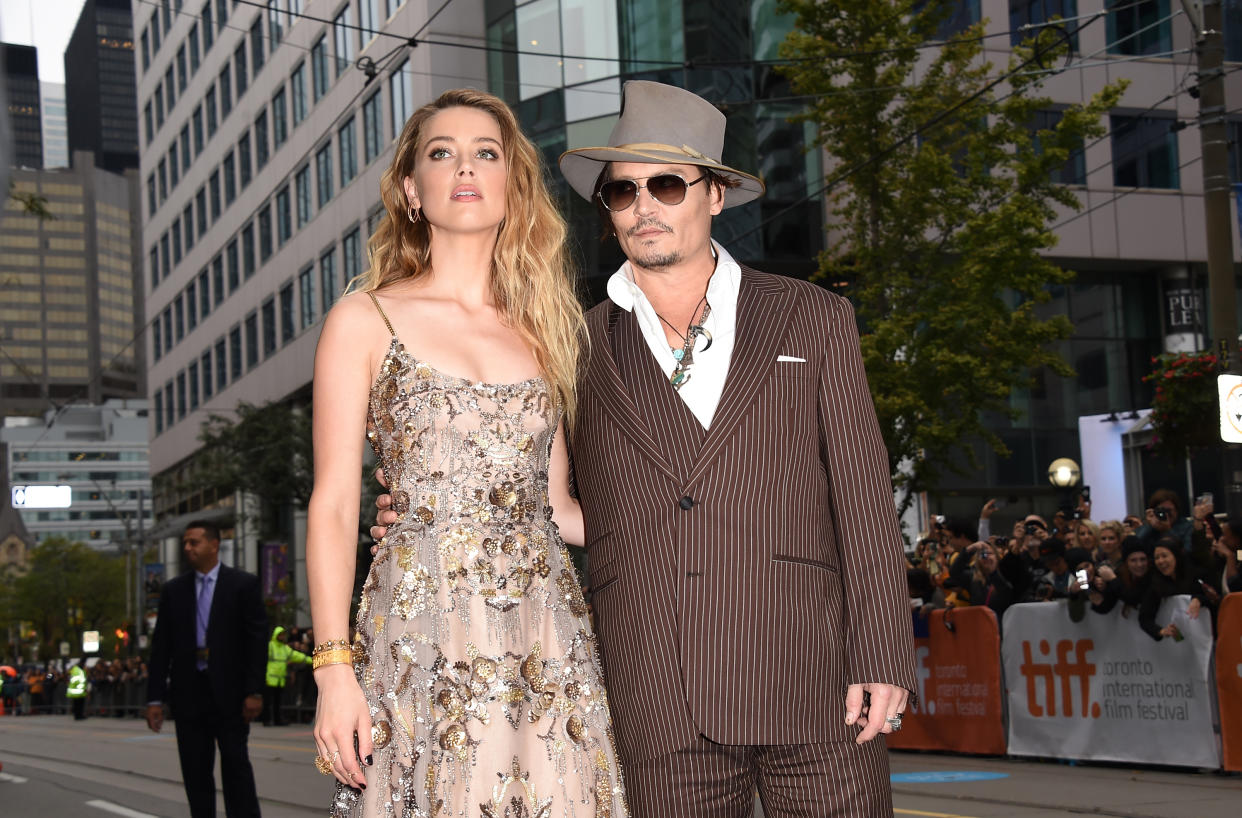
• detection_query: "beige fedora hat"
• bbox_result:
[558,80,765,209]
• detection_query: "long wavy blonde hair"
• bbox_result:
[353,88,584,422]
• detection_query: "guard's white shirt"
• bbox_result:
[605,240,739,430]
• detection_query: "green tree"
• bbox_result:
[193,400,314,542]
[10,537,125,657]
[7,179,53,220]
[778,1,1126,515]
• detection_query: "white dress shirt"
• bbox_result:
[605,240,740,430]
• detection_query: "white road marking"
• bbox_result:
[0,772,29,783]
[85,800,158,818]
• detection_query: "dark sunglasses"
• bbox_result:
[597,173,707,212]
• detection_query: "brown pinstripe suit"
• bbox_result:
[571,265,917,808]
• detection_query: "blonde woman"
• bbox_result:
[1075,519,1100,556]
[306,89,627,817]
[1095,520,1125,568]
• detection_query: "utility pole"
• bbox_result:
[1186,0,1239,371]
[135,488,145,652]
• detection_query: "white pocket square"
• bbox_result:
[776,355,806,363]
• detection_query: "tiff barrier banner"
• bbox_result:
[1002,598,1219,769]
[887,606,1006,754]
[1216,593,1242,772]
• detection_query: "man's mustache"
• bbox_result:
[626,220,673,237]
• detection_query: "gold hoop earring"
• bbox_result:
[407,205,421,224]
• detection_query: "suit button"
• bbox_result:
[679,496,695,510]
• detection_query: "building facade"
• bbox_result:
[1,151,145,415]
[40,83,68,169]
[65,0,141,173]
[1,400,153,551]
[3,42,43,169]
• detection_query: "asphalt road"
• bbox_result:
[0,715,1237,816]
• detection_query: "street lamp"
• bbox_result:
[1047,457,1082,525]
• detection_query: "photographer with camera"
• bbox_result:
[960,539,1015,620]
[940,517,979,606]
[1136,489,1194,552]
[998,515,1049,602]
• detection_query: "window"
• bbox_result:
[216,0,228,33]
[216,336,228,389]
[219,66,232,118]
[141,28,150,71]
[144,101,153,144]
[239,131,253,188]
[1111,113,1179,189]
[202,350,213,399]
[161,0,172,33]
[186,281,198,330]
[295,165,312,226]
[226,238,240,292]
[386,0,402,17]
[258,205,273,263]
[197,187,208,233]
[189,23,201,72]
[272,86,288,147]
[1030,108,1086,185]
[1228,1,1242,61]
[206,86,218,136]
[234,43,249,98]
[390,60,410,138]
[316,143,334,206]
[311,36,330,101]
[198,268,210,318]
[255,111,269,170]
[161,233,170,280]
[280,282,295,344]
[919,0,981,40]
[152,316,162,360]
[299,265,315,327]
[155,85,165,128]
[152,16,161,51]
[229,324,243,380]
[291,62,308,124]
[202,2,214,50]
[177,371,187,419]
[262,298,277,357]
[169,144,180,188]
[363,91,382,163]
[164,382,174,428]
[223,150,237,204]
[269,0,284,46]
[245,312,259,369]
[158,159,167,202]
[276,186,292,244]
[360,0,380,45]
[320,246,338,312]
[343,228,361,291]
[212,254,225,305]
[165,67,176,110]
[192,106,204,154]
[176,46,188,93]
[172,220,182,265]
[162,305,172,351]
[150,246,159,290]
[154,390,163,434]
[1107,0,1171,56]
[174,296,185,341]
[147,175,157,216]
[339,117,358,186]
[250,18,265,74]
[334,5,355,77]
[209,169,222,219]
[180,126,191,173]
[183,204,195,250]
[242,223,256,278]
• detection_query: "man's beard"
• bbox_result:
[626,219,679,269]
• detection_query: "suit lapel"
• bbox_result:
[585,304,680,484]
[685,268,799,487]
[206,565,227,641]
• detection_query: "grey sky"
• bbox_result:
[1,0,90,85]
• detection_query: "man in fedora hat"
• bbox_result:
[373,80,916,816]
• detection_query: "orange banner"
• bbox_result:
[888,607,1006,755]
[1217,593,1242,772]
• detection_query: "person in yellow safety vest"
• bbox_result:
[66,662,88,721]
[263,626,309,726]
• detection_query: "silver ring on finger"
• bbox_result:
[885,715,903,732]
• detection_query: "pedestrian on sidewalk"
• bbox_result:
[145,520,268,818]
[263,626,308,726]
[66,661,88,720]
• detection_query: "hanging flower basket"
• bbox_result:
[1142,351,1220,459]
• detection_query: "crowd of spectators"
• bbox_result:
[908,488,1241,640]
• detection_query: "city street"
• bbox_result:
[0,715,1238,817]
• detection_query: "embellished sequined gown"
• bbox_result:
[332,298,627,818]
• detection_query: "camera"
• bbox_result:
[1154,507,1170,522]
[933,515,945,528]
[1075,568,1089,587]
[1025,522,1041,536]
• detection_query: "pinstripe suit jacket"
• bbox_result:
[571,265,917,766]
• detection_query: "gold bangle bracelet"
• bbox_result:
[312,639,351,655]
[312,650,354,670]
